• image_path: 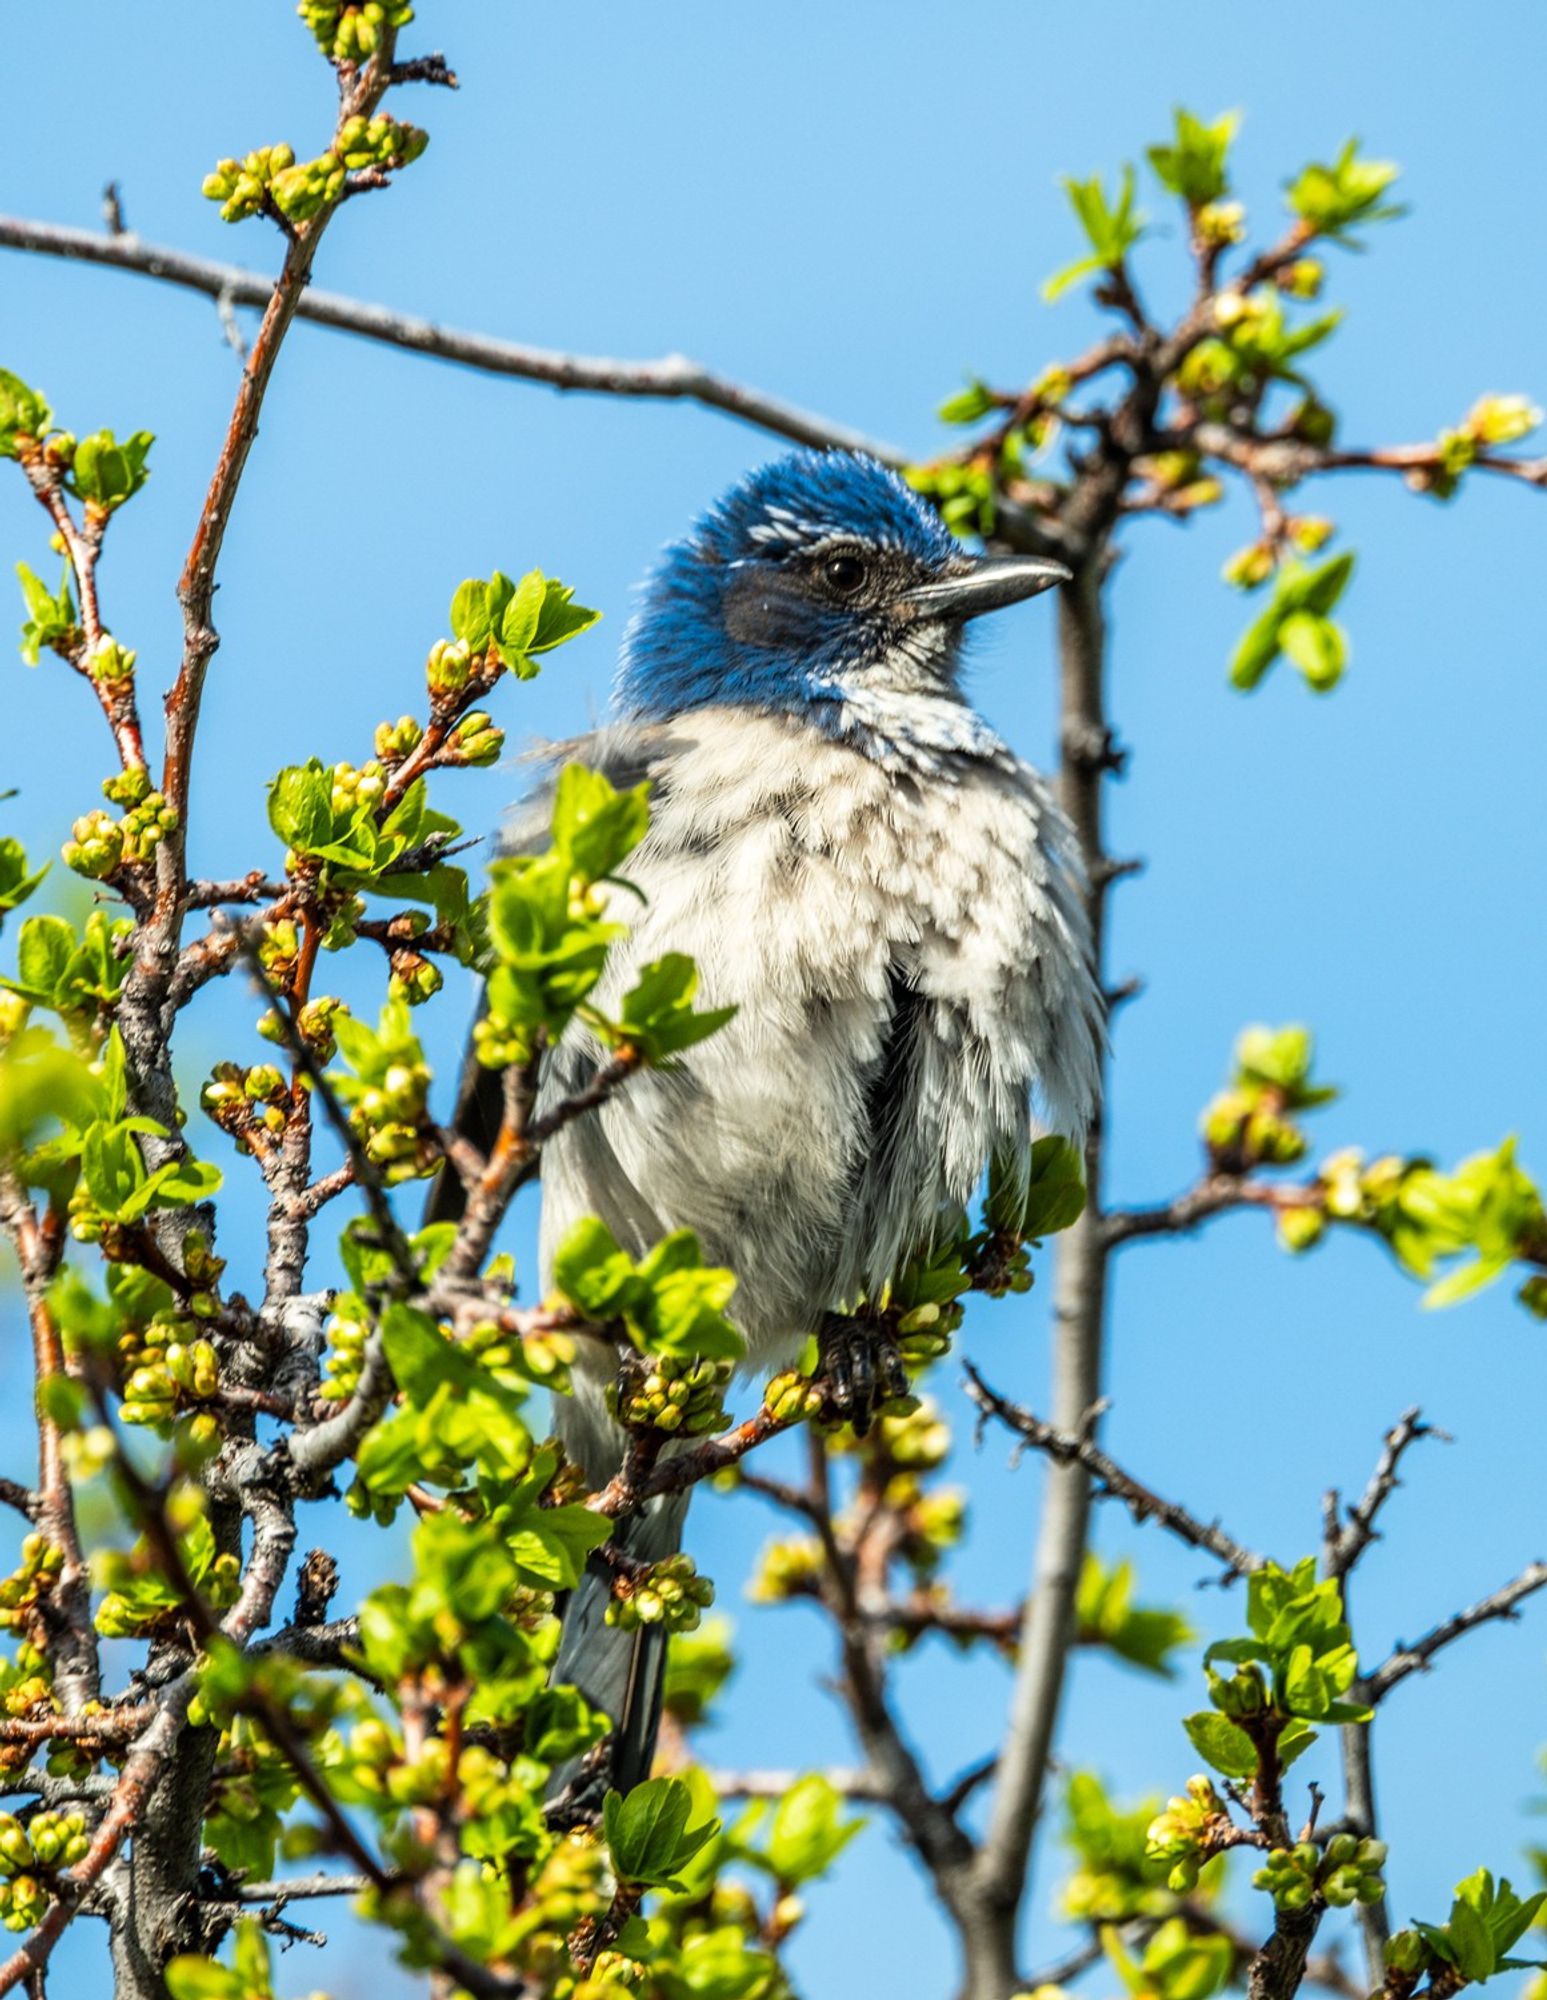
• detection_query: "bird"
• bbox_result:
[432,448,1102,1794]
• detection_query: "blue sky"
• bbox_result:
[2,4,1545,1995]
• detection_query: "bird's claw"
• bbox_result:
[814,1313,910,1437]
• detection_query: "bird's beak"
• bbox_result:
[900,553,1071,621]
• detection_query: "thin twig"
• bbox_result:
[1324,1408,1442,1581]
[964,1364,1266,1576]
[1364,1561,1547,1701]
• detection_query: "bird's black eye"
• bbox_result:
[822,550,867,595]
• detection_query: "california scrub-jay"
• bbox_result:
[439,449,1102,1788]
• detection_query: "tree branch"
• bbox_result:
[964,1363,1266,1577]
[1363,1560,1547,1701]
[0,214,905,463]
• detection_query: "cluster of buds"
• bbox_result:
[319,1296,371,1402]
[320,893,366,951]
[330,758,387,815]
[0,1537,63,1639]
[61,809,121,881]
[472,1007,531,1072]
[606,1553,714,1634]
[443,709,504,767]
[506,1836,608,1985]
[82,635,136,684]
[895,1487,966,1579]
[1252,1834,1386,1911]
[1202,1086,1307,1171]
[1195,199,1246,248]
[348,1054,434,1178]
[374,713,424,766]
[202,145,298,223]
[894,1301,961,1367]
[65,784,178,878]
[505,1582,558,1635]
[120,1327,221,1434]
[1276,256,1325,299]
[1384,1930,1436,1985]
[204,120,427,228]
[1204,1657,1268,1720]
[748,1534,824,1605]
[260,993,344,1066]
[96,1546,240,1641]
[388,949,442,1008]
[1144,1775,1228,1893]
[872,1398,950,1472]
[336,112,427,175]
[424,634,502,711]
[298,0,414,63]
[462,1315,575,1390]
[1222,516,1334,593]
[202,1061,292,1157]
[0,1642,52,1723]
[1416,394,1542,499]
[763,1369,825,1425]
[904,459,997,539]
[607,1353,733,1436]
[576,1953,650,1997]
[256,916,300,986]
[1129,448,1223,515]
[0,1811,86,1930]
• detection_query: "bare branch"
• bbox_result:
[1324,1408,1443,1581]
[964,1363,1266,1576]
[1364,1560,1547,1701]
[1103,1173,1319,1248]
[0,214,905,463]
[704,1767,890,1803]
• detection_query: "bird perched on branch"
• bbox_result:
[434,448,1101,1792]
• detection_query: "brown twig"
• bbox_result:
[964,1364,1266,1576]
[1324,1408,1441,1581]
[1363,1560,1547,1701]
[0,214,904,463]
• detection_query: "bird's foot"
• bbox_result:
[814,1311,910,1437]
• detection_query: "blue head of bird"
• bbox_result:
[614,450,1068,751]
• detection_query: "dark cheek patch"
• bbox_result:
[721,565,830,649]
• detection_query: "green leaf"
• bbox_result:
[1278,611,1347,693]
[1446,1898,1497,1983]
[12,914,74,1003]
[938,380,998,427]
[551,764,651,883]
[504,1502,612,1590]
[603,1776,718,1889]
[1044,166,1146,301]
[529,576,602,654]
[767,1774,866,1884]
[15,560,75,666]
[0,369,52,457]
[550,1216,639,1320]
[69,429,153,510]
[1182,1711,1257,1779]
[1147,108,1239,207]
[1023,1133,1087,1237]
[1286,140,1404,239]
[266,761,335,853]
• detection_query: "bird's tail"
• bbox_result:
[549,1486,690,1798]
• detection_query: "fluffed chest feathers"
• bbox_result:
[538,706,1099,1360]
